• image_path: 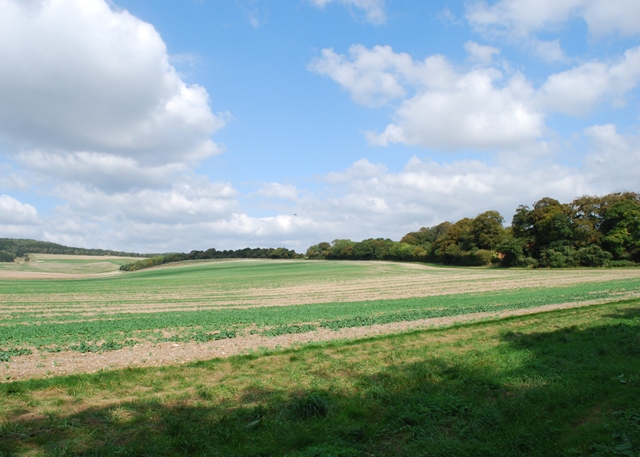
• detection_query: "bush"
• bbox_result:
[609,260,637,267]
[539,249,576,268]
[497,238,525,267]
[575,245,612,267]
[0,251,15,262]
[470,249,495,266]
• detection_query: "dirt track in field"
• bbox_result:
[3,294,639,382]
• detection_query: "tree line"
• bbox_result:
[306,192,640,268]
[119,246,301,271]
[0,238,146,263]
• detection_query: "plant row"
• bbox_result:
[2,278,639,356]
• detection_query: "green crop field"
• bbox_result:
[1,256,640,456]
[1,257,640,370]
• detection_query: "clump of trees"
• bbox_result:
[0,238,145,259]
[306,192,640,268]
[307,210,505,266]
[120,246,301,271]
[506,192,639,267]
[0,251,15,262]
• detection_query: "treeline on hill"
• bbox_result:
[0,238,146,263]
[119,246,300,271]
[307,192,640,268]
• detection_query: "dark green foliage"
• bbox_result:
[120,246,301,271]
[575,245,612,267]
[496,238,525,267]
[0,238,144,258]
[539,248,576,268]
[601,199,640,261]
[0,251,15,262]
[306,191,639,268]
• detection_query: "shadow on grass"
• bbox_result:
[1,307,640,457]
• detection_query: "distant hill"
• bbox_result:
[0,238,146,260]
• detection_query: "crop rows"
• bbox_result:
[1,263,640,357]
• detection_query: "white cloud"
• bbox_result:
[311,44,543,150]
[0,194,40,225]
[538,47,640,116]
[466,0,640,40]
[311,43,640,150]
[530,39,566,63]
[464,41,501,65]
[466,0,583,37]
[52,178,238,224]
[310,0,386,25]
[255,183,299,201]
[583,124,640,191]
[314,156,588,231]
[30,132,639,253]
[582,0,640,37]
[14,150,187,193]
[0,0,225,167]
[370,71,541,150]
[308,45,414,107]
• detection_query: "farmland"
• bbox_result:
[1,257,640,380]
[0,253,142,277]
[1,256,640,455]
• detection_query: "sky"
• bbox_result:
[0,0,639,253]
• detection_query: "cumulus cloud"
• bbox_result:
[538,47,640,116]
[14,150,188,193]
[51,178,238,224]
[466,0,640,40]
[255,183,299,201]
[0,0,225,168]
[0,194,40,225]
[310,43,640,150]
[310,44,543,150]
[583,124,640,191]
[313,156,588,231]
[464,41,501,65]
[308,45,415,107]
[310,0,386,25]
[32,133,636,253]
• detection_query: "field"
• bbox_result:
[2,258,640,380]
[1,257,640,455]
[0,254,142,277]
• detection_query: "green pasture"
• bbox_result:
[1,300,639,456]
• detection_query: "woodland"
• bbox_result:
[307,192,640,268]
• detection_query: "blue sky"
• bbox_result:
[0,0,639,253]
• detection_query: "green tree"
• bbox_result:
[471,210,505,250]
[601,199,640,261]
